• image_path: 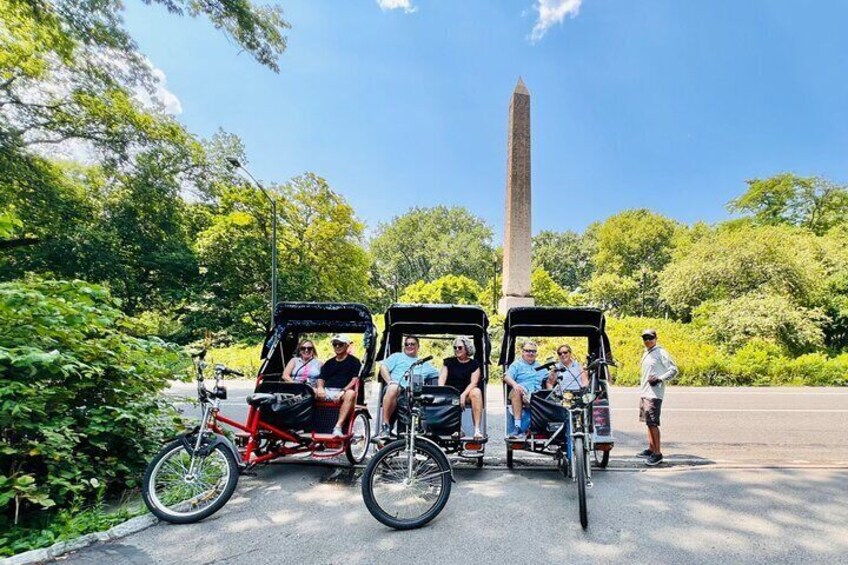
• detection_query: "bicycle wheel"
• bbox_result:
[142,438,239,524]
[574,436,588,529]
[345,411,371,465]
[361,439,452,530]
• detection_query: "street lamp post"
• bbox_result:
[227,158,277,329]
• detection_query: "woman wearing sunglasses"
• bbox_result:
[546,344,588,393]
[282,339,323,386]
[438,336,484,439]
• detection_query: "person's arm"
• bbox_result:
[504,364,524,394]
[282,358,297,382]
[657,350,678,382]
[438,365,448,386]
[379,355,393,385]
[464,367,481,397]
[344,359,362,391]
[546,369,557,389]
[315,363,327,395]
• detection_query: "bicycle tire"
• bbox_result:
[345,411,372,465]
[575,436,588,529]
[361,439,452,530]
[142,438,239,524]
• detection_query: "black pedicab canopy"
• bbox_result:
[376,303,491,367]
[260,302,378,378]
[498,307,612,367]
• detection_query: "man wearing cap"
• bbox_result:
[316,334,361,438]
[638,329,678,466]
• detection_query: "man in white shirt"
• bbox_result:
[638,329,678,466]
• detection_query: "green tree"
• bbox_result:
[728,173,848,235]
[660,224,827,318]
[531,267,572,306]
[531,230,594,291]
[370,206,495,299]
[196,173,372,337]
[399,275,482,305]
[587,209,680,316]
[693,293,827,354]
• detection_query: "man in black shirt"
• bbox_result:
[316,334,362,437]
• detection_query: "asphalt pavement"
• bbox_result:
[54,383,848,564]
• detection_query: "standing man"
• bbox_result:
[377,336,439,439]
[638,329,678,466]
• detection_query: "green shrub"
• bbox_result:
[0,278,188,539]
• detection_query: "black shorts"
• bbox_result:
[639,397,662,427]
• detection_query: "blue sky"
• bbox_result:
[123,0,848,237]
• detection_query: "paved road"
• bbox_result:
[62,466,848,564]
[55,384,848,564]
[166,382,848,466]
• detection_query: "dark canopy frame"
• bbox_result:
[376,304,491,368]
[260,302,378,380]
[498,307,612,368]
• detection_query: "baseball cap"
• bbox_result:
[641,329,657,340]
[331,334,352,344]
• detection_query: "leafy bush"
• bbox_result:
[0,278,188,538]
[399,275,482,305]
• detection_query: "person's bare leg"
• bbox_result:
[336,390,356,430]
[511,390,524,422]
[649,426,661,454]
[469,388,483,431]
[382,384,399,425]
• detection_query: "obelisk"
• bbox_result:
[499,78,535,315]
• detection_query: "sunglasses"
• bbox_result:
[453,345,465,351]
[523,349,537,354]
[300,346,314,352]
[404,342,418,347]
[332,342,346,347]
[558,351,571,356]
[642,336,655,341]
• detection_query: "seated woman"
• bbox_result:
[315,334,362,438]
[282,339,323,386]
[546,344,588,393]
[438,336,484,439]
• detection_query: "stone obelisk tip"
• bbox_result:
[514,77,529,95]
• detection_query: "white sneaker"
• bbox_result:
[332,426,344,438]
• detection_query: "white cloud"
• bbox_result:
[530,0,583,43]
[377,0,417,14]
[141,58,183,115]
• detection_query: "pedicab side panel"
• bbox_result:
[499,307,615,449]
[375,304,491,454]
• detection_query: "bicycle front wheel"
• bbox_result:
[361,439,452,530]
[142,438,239,524]
[574,436,588,529]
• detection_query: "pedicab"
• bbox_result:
[361,304,491,529]
[500,307,615,529]
[142,302,377,524]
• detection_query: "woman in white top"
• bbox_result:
[546,344,588,392]
[282,339,323,386]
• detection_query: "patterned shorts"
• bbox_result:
[639,397,663,427]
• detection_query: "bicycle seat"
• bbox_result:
[246,393,276,407]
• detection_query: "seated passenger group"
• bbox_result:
[281,334,361,438]
[378,335,484,440]
[504,341,588,440]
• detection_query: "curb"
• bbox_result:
[1,514,158,565]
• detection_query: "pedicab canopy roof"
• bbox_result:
[260,302,377,378]
[376,303,491,366]
[498,307,612,367]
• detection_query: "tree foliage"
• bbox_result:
[399,275,482,305]
[728,173,848,236]
[531,230,593,291]
[370,206,495,298]
[0,278,187,530]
